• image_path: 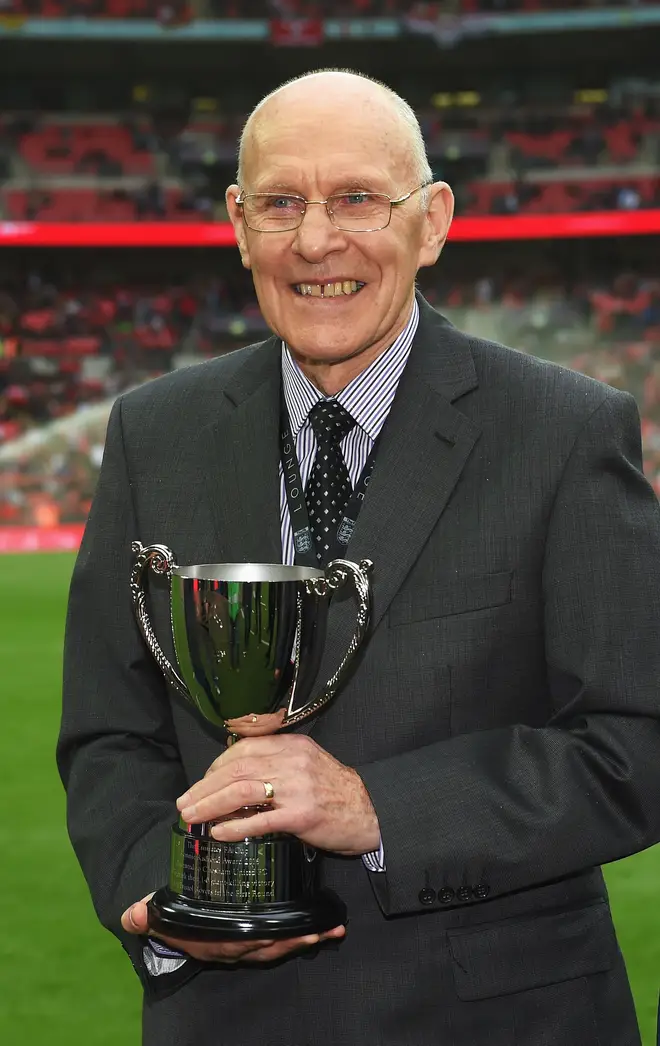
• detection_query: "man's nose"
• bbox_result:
[293,203,344,258]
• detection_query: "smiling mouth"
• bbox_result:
[293,280,366,298]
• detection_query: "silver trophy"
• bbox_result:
[130,542,372,941]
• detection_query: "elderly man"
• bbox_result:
[58,70,660,1046]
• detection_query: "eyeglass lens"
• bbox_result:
[243,193,391,231]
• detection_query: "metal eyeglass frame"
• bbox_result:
[235,181,434,233]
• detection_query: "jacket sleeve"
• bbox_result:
[358,389,660,917]
[57,396,200,996]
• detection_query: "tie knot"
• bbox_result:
[308,399,356,446]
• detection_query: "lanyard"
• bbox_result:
[280,389,378,567]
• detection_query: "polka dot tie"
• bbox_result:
[305,399,356,565]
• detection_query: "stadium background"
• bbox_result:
[1,2,660,1043]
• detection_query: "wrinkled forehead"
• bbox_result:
[247,160,399,196]
[242,102,414,191]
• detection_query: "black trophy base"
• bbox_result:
[147,885,347,942]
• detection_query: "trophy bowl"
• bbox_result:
[130,543,372,941]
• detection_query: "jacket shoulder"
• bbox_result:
[464,330,633,419]
[118,338,275,417]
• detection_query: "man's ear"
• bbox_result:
[226,184,252,270]
[418,181,454,270]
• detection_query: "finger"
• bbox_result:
[121,892,154,935]
[178,742,272,809]
[179,779,278,824]
[206,732,288,775]
[243,934,320,963]
[169,929,344,964]
[209,808,283,842]
[178,764,253,812]
[178,748,284,814]
[319,925,346,941]
[225,709,286,738]
[184,938,275,963]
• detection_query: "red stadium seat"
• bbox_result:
[19,123,155,176]
[64,337,102,354]
[21,339,67,356]
[21,310,58,333]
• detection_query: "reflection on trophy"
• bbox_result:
[130,542,373,941]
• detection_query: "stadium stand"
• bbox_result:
[2,0,192,18]
[0,15,657,532]
[0,260,263,439]
[2,78,659,220]
[6,1,657,17]
[3,249,660,526]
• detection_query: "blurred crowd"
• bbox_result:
[0,264,268,525]
[428,270,660,495]
[4,0,656,17]
[2,87,660,221]
[0,264,265,436]
[2,0,192,18]
[2,261,660,527]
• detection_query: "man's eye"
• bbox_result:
[342,193,371,206]
[270,197,298,209]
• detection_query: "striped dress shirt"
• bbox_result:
[145,297,418,973]
[280,296,419,564]
[280,296,419,873]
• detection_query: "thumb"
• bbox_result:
[121,892,155,935]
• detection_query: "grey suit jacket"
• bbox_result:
[58,294,660,1046]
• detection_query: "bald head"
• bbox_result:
[237,70,432,195]
[224,68,453,395]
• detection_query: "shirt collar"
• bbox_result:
[281,296,419,441]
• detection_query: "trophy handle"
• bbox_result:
[130,541,192,702]
[283,558,373,728]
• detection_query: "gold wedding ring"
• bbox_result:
[263,781,275,802]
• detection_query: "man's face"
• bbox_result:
[227,91,452,369]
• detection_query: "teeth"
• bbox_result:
[295,280,364,297]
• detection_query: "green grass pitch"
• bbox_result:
[1,552,658,1044]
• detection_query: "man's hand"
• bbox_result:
[121,894,345,964]
[176,731,381,855]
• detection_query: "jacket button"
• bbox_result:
[456,886,472,902]
[438,887,455,904]
[418,888,436,905]
[472,883,490,900]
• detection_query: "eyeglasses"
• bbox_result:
[235,182,433,233]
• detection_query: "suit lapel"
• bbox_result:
[198,336,282,564]
[307,295,482,719]
[347,296,481,632]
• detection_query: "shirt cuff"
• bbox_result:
[361,837,386,872]
[143,937,188,977]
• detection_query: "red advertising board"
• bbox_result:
[0,525,85,553]
[0,212,659,247]
[269,18,324,47]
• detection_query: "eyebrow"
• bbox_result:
[251,182,301,193]
[249,178,391,195]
